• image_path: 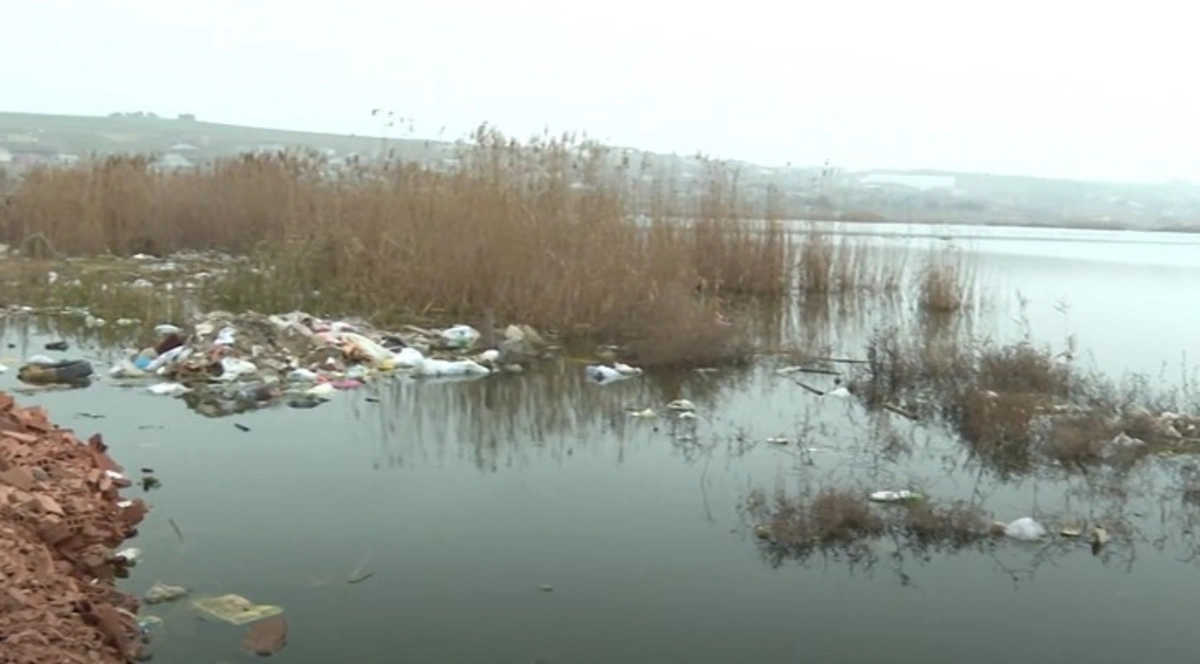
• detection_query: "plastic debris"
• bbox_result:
[97,311,548,416]
[1001,517,1047,541]
[241,615,289,656]
[113,547,142,565]
[193,594,284,626]
[586,363,642,384]
[144,582,190,605]
[667,399,696,412]
[439,324,481,349]
[146,383,190,397]
[868,490,921,503]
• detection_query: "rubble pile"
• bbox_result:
[0,392,150,664]
[104,311,552,415]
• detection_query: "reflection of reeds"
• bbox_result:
[364,360,759,472]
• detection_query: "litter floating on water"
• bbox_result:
[146,382,189,397]
[585,363,642,384]
[868,490,921,503]
[999,517,1047,542]
[240,615,289,656]
[667,399,696,412]
[113,547,142,565]
[143,582,190,605]
[193,594,284,626]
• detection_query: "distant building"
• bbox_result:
[178,113,197,122]
[54,153,80,166]
[156,153,193,170]
[169,143,199,153]
[0,147,12,164]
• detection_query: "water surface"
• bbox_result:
[7,225,1200,663]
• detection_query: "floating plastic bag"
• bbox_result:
[192,594,283,626]
[1003,517,1046,541]
[586,365,638,384]
[146,382,190,396]
[439,324,481,349]
[414,358,490,377]
[869,490,921,503]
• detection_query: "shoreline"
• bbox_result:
[0,391,149,664]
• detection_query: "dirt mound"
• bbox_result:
[0,391,149,663]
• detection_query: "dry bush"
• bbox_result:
[953,390,1043,475]
[623,286,753,369]
[917,247,974,314]
[745,487,994,561]
[902,500,990,548]
[750,487,884,555]
[811,488,886,542]
[977,342,1072,397]
[0,128,794,360]
[1045,413,1115,469]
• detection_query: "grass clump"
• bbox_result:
[917,246,974,315]
[902,500,991,549]
[744,486,994,563]
[747,487,884,559]
[796,231,908,296]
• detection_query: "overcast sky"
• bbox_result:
[8,0,1197,182]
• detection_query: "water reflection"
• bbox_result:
[364,360,761,472]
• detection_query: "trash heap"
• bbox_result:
[0,392,150,664]
[105,311,551,415]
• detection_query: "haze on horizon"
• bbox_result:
[8,0,1197,183]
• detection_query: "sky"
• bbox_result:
[8,0,1199,182]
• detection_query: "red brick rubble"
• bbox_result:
[0,391,149,663]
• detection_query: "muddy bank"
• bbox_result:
[0,391,149,663]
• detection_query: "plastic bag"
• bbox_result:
[1004,517,1046,541]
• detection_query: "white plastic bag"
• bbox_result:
[439,324,481,349]
[1004,517,1047,541]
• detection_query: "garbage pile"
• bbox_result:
[105,311,551,415]
[0,391,150,664]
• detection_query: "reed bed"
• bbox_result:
[0,126,973,362]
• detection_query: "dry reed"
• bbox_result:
[0,128,796,363]
[918,246,974,314]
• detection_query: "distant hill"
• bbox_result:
[0,111,447,161]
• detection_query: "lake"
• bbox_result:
[6,224,1200,663]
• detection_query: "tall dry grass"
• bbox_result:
[918,246,975,314]
[0,128,795,363]
[796,229,906,295]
